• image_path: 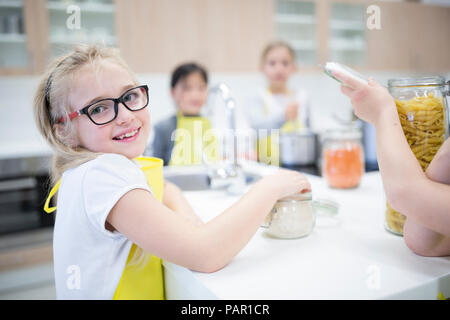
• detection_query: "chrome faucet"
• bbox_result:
[207,83,245,194]
[208,83,238,167]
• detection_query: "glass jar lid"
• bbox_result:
[278,191,312,203]
[312,198,340,216]
[324,128,362,141]
[388,76,446,88]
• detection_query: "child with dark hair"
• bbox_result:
[149,62,217,165]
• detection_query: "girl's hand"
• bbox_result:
[257,169,311,200]
[333,71,397,126]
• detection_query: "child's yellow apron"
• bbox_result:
[169,112,219,166]
[257,89,303,166]
[44,157,165,300]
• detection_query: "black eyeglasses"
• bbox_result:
[58,85,149,125]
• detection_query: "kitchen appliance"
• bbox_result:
[0,155,53,235]
[279,129,318,166]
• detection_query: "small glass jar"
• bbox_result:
[386,76,450,236]
[266,192,315,239]
[321,128,365,189]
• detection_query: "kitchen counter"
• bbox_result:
[162,162,450,300]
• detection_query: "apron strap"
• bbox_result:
[43,179,61,214]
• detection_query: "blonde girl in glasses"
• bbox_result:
[34,44,311,299]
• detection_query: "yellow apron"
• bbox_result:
[169,112,219,166]
[44,157,165,300]
[257,89,303,166]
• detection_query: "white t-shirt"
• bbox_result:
[53,153,153,299]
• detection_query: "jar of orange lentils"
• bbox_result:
[322,129,365,189]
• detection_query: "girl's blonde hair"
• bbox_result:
[34,44,149,267]
[260,40,296,65]
[34,43,138,185]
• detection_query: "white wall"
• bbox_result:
[1,69,449,158]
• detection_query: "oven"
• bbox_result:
[0,156,53,236]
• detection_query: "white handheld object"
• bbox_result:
[323,62,368,88]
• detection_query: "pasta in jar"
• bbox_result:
[386,77,449,235]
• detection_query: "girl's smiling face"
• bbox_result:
[68,60,150,159]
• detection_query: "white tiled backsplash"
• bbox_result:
[0,70,449,158]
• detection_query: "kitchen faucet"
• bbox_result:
[208,83,238,166]
[206,83,245,194]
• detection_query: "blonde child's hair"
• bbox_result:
[34,43,138,185]
[260,40,296,66]
[34,44,149,267]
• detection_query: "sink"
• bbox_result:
[163,171,262,191]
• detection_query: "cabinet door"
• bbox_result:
[46,0,117,59]
[328,1,366,67]
[273,0,318,67]
[367,1,450,72]
[115,0,274,72]
[0,0,30,74]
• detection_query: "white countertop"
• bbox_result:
[162,163,450,300]
[0,141,52,159]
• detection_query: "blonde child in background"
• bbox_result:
[34,44,311,299]
[245,41,311,164]
[334,71,450,257]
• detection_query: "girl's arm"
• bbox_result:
[404,139,450,256]
[162,180,203,225]
[107,170,310,273]
[334,71,450,239]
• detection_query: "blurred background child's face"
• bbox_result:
[171,71,208,116]
[261,46,296,90]
[68,61,150,159]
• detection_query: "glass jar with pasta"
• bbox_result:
[386,76,450,236]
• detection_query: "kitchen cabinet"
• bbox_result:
[0,0,32,74]
[366,0,450,72]
[47,0,116,59]
[274,0,450,71]
[274,0,317,66]
[274,0,367,68]
[0,0,26,70]
[114,0,274,73]
[0,0,116,75]
[328,1,366,66]
[0,0,449,75]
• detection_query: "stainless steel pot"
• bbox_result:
[279,129,318,166]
